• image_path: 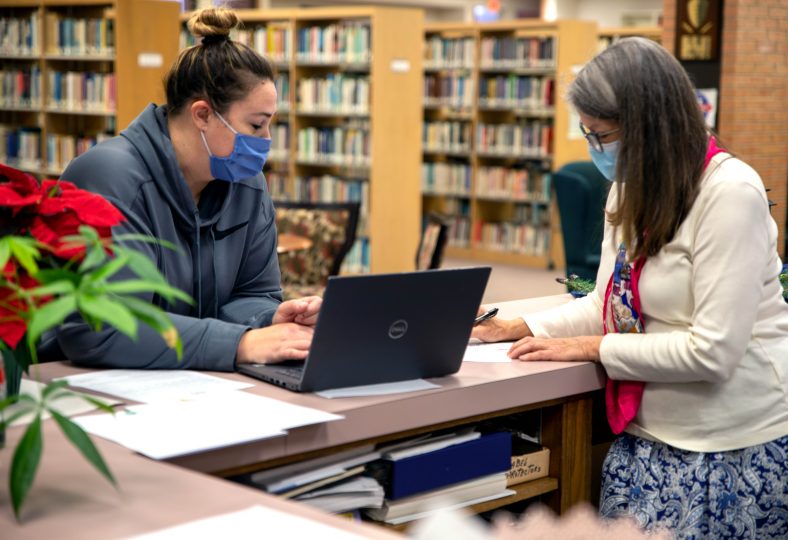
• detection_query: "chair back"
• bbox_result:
[275,201,360,297]
[553,161,609,281]
[416,212,450,270]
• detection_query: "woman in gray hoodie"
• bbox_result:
[57,7,318,371]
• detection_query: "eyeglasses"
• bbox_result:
[579,122,620,153]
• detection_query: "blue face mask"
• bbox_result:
[200,112,271,182]
[589,139,620,182]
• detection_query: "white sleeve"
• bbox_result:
[601,169,772,383]
[524,287,605,338]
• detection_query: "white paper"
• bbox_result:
[75,391,343,459]
[316,379,440,399]
[384,431,480,461]
[383,490,515,525]
[126,505,367,540]
[58,369,254,403]
[3,379,122,426]
[463,342,513,363]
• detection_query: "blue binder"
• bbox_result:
[378,432,512,500]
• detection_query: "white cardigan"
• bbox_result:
[524,153,788,452]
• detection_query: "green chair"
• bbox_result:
[553,161,610,282]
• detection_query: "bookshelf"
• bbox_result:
[421,20,597,269]
[181,7,423,275]
[597,26,662,52]
[0,0,179,178]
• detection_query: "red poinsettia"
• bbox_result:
[0,163,126,349]
[0,163,124,259]
[0,261,40,349]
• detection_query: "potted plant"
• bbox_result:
[0,163,191,520]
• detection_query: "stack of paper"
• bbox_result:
[250,444,381,494]
[73,391,343,460]
[294,476,385,514]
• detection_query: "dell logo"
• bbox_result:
[388,319,408,339]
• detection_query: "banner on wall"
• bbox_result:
[675,0,721,60]
[696,88,718,129]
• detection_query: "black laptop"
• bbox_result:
[238,267,491,392]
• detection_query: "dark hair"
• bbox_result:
[164,7,274,115]
[567,37,709,260]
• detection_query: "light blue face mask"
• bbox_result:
[200,112,271,182]
[589,139,620,182]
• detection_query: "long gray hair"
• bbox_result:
[567,37,709,260]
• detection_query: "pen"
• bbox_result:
[474,307,499,326]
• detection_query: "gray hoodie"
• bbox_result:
[57,104,282,371]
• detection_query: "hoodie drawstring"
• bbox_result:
[193,210,202,318]
[209,227,219,318]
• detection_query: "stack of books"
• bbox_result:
[364,429,514,525]
[243,444,385,515]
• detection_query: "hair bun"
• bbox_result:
[187,7,239,41]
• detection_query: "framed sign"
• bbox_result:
[675,0,722,61]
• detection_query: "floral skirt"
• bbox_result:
[599,433,788,539]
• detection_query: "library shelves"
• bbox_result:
[597,25,662,53]
[421,20,597,269]
[181,7,423,274]
[0,0,179,178]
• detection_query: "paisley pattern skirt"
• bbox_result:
[599,433,788,539]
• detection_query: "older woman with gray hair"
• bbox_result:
[473,38,788,538]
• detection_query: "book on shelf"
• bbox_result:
[424,35,475,69]
[0,13,40,56]
[246,443,381,495]
[368,430,512,501]
[293,474,385,514]
[479,36,555,68]
[44,13,115,57]
[364,472,513,525]
[296,22,370,64]
[297,74,369,114]
[0,66,42,108]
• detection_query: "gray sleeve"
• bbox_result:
[55,179,248,371]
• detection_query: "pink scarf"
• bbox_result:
[601,137,725,434]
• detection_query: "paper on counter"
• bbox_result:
[463,341,514,363]
[75,391,343,460]
[316,379,440,399]
[126,505,368,540]
[2,379,122,426]
[57,369,254,403]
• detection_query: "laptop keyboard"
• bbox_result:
[274,365,304,377]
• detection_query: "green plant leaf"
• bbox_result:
[10,414,43,519]
[78,244,109,273]
[104,280,194,305]
[118,248,168,284]
[9,237,41,275]
[0,237,10,269]
[77,294,138,340]
[49,409,116,487]
[85,252,129,284]
[114,296,183,360]
[24,280,76,298]
[25,295,77,350]
[0,406,36,431]
[34,268,81,286]
[114,234,181,252]
[41,379,70,400]
[49,390,116,415]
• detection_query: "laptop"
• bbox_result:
[238,267,491,392]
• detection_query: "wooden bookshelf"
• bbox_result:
[181,7,423,274]
[597,25,662,52]
[0,0,179,177]
[421,20,597,269]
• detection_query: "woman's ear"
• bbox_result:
[190,100,213,131]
